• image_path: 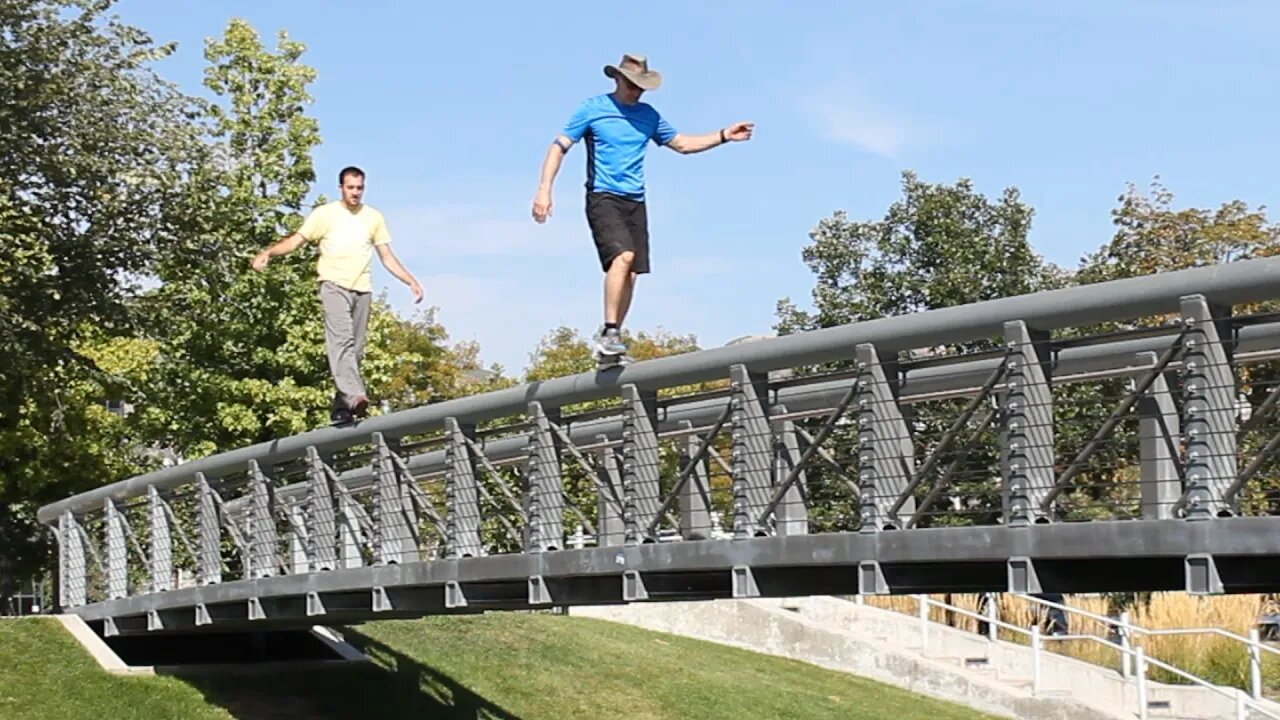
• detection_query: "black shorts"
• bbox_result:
[586,191,650,274]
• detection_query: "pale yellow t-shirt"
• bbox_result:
[296,201,391,292]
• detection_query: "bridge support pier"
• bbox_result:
[196,474,223,586]
[854,344,914,532]
[594,437,625,546]
[525,402,565,552]
[772,409,809,537]
[373,433,419,565]
[679,421,715,540]
[1180,295,1237,519]
[622,386,661,544]
[1007,556,1042,594]
[858,560,889,595]
[444,417,483,558]
[731,364,774,538]
[58,510,86,609]
[1185,553,1225,595]
[104,499,127,600]
[1138,353,1182,520]
[1002,321,1055,527]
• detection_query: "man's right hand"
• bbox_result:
[251,250,271,271]
[532,189,553,224]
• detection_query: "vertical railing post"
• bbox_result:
[58,511,86,609]
[338,491,363,569]
[444,417,482,558]
[772,408,809,537]
[524,401,565,552]
[621,385,661,544]
[730,364,774,538]
[1138,352,1181,520]
[1136,646,1149,720]
[196,473,221,585]
[1250,628,1263,700]
[148,485,173,592]
[1002,320,1054,526]
[1031,624,1043,694]
[594,435,625,547]
[1180,294,1237,519]
[986,593,998,642]
[918,595,930,650]
[246,459,278,579]
[373,432,417,564]
[305,447,337,572]
[104,499,127,600]
[1119,610,1133,678]
[854,344,913,531]
[679,421,714,540]
[289,502,309,574]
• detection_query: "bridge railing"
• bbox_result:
[36,257,1280,620]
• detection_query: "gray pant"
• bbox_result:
[319,281,372,411]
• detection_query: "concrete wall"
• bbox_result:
[573,596,1278,720]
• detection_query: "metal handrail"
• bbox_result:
[1015,591,1277,699]
[37,256,1280,522]
[913,594,1277,720]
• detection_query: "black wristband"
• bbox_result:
[719,128,727,144]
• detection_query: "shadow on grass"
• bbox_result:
[165,627,522,720]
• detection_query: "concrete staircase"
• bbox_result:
[571,596,1279,720]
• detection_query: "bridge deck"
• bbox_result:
[81,518,1280,636]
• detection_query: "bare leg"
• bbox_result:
[617,272,638,327]
[603,251,635,325]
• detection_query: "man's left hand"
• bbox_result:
[409,279,423,304]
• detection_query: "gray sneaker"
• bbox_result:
[595,326,627,356]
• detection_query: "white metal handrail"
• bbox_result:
[913,594,1278,720]
[1013,592,1275,699]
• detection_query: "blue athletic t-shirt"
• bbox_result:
[562,93,677,201]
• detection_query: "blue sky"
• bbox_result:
[115,0,1279,375]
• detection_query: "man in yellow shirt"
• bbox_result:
[252,166,423,424]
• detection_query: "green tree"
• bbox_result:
[1079,177,1280,288]
[126,18,328,457]
[125,19,493,461]
[777,170,1051,336]
[775,171,1053,530]
[0,0,208,607]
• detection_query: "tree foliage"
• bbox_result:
[0,0,210,605]
[777,170,1052,336]
[1069,179,1280,519]
[0,8,502,605]
[775,171,1053,530]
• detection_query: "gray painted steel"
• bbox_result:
[70,518,1280,631]
[37,257,1280,523]
[222,318,1280,517]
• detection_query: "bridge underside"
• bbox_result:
[79,518,1280,636]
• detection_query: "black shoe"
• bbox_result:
[350,395,370,418]
[330,407,355,426]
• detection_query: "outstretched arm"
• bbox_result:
[666,121,755,155]
[532,136,573,223]
[251,232,305,271]
[375,244,424,303]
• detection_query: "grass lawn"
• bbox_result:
[0,617,231,720]
[3,612,1001,720]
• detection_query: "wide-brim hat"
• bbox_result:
[604,53,662,91]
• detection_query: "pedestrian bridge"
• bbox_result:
[38,258,1280,637]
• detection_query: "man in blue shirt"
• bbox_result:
[532,54,754,362]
